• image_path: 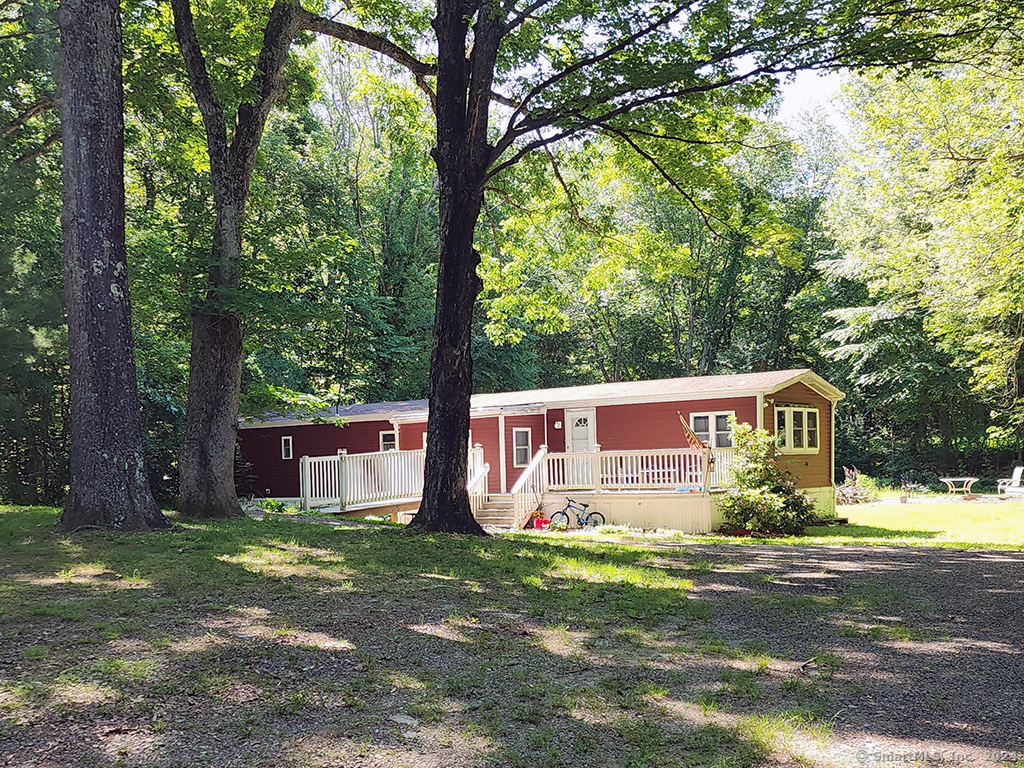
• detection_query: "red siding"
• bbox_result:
[545,408,566,452]
[237,420,396,497]
[470,417,501,493]
[398,421,427,451]
[594,397,758,450]
[504,414,546,489]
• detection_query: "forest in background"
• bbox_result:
[3,2,1023,505]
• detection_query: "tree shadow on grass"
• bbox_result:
[803,523,940,540]
[1,507,1021,766]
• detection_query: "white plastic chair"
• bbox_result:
[997,466,1023,494]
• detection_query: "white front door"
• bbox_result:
[564,409,596,453]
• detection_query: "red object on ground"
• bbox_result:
[534,519,550,530]
[730,528,751,536]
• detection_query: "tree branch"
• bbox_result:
[504,0,556,32]
[541,140,607,240]
[15,131,59,163]
[612,125,789,152]
[169,0,229,163]
[600,125,731,237]
[506,4,691,128]
[944,139,1024,163]
[0,24,53,39]
[1,95,58,140]
[295,8,439,110]
[295,8,434,76]
[485,125,587,181]
[231,1,300,173]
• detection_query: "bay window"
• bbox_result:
[775,406,819,454]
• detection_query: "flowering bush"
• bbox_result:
[718,420,816,535]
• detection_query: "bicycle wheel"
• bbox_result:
[549,510,571,527]
[581,511,605,527]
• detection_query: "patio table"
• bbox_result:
[939,476,978,495]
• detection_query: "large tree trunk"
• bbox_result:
[171,0,298,519]
[58,0,167,532]
[179,181,246,519]
[408,0,495,534]
[178,311,243,518]
[409,179,486,534]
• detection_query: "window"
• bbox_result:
[512,428,532,467]
[690,412,734,448]
[379,431,397,452]
[775,406,820,454]
[281,435,293,460]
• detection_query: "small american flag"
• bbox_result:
[677,411,707,452]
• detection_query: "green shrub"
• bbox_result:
[258,498,301,515]
[718,421,816,535]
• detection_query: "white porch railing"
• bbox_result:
[709,447,736,488]
[299,444,485,511]
[511,445,548,529]
[297,443,732,516]
[468,463,490,516]
[545,446,735,492]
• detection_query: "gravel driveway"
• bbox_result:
[678,543,1024,766]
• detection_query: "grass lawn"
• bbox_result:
[2,504,1022,768]
[589,499,1024,550]
[821,499,1024,547]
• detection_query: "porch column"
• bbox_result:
[337,449,347,512]
[300,455,311,511]
[592,443,602,492]
[498,412,507,493]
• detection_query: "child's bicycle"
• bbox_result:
[549,497,605,528]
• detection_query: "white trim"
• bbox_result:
[756,393,764,431]
[765,370,844,402]
[564,408,597,452]
[830,401,837,488]
[379,430,398,452]
[688,410,736,449]
[498,413,507,493]
[512,427,532,468]
[774,405,821,454]
[281,435,293,460]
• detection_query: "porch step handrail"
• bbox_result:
[511,445,548,529]
[468,462,490,516]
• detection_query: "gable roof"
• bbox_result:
[240,369,843,429]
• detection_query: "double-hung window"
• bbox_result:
[512,428,532,467]
[379,431,397,452]
[690,413,734,448]
[775,406,819,454]
[281,435,293,460]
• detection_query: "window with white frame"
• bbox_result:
[379,430,397,451]
[690,412,734,448]
[775,406,819,453]
[281,435,293,460]
[512,427,532,467]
